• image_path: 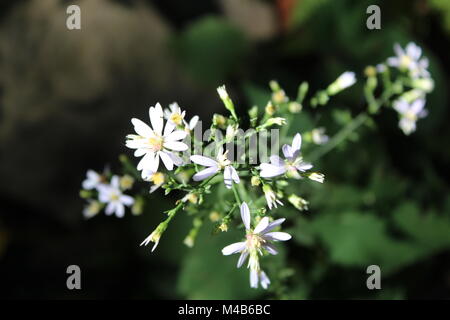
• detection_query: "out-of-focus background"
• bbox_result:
[0,0,449,299]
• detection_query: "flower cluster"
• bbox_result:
[79,41,435,291]
[373,42,434,135]
[80,170,135,218]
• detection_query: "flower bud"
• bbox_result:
[308,172,325,183]
[288,194,309,211]
[327,71,356,95]
[265,101,276,115]
[251,176,261,186]
[288,102,302,113]
[120,174,134,190]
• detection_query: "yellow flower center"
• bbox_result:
[148,135,164,152]
[150,172,165,185]
[217,150,231,169]
[170,113,184,125]
[246,233,264,250]
[400,55,412,69]
[110,193,120,201]
[404,111,417,122]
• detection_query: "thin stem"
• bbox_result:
[231,182,242,205]
[308,112,369,162]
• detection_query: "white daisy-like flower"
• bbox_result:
[259,133,312,179]
[190,148,240,189]
[387,42,430,78]
[98,176,134,218]
[393,98,428,135]
[221,202,291,289]
[262,185,283,210]
[126,103,188,173]
[141,169,165,193]
[164,102,186,127]
[82,170,104,190]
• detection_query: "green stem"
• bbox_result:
[231,182,242,205]
[308,112,369,162]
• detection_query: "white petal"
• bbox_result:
[237,251,249,268]
[149,103,164,135]
[296,162,313,172]
[120,195,134,206]
[259,271,270,289]
[134,148,147,157]
[291,133,302,153]
[190,155,217,167]
[260,163,286,178]
[159,151,174,171]
[270,155,284,166]
[193,166,219,181]
[263,231,292,241]
[166,151,184,166]
[163,120,176,137]
[222,242,246,255]
[189,116,199,130]
[282,144,293,158]
[115,203,125,218]
[230,166,240,184]
[250,269,258,288]
[163,141,188,152]
[223,166,233,189]
[260,218,286,234]
[105,202,115,215]
[263,243,278,255]
[393,100,409,114]
[131,118,153,137]
[110,176,120,188]
[411,99,425,114]
[240,202,251,230]
[166,130,187,141]
[387,57,400,67]
[254,217,269,234]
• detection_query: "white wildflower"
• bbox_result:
[82,170,104,190]
[190,148,240,189]
[259,133,313,179]
[387,42,430,78]
[126,103,188,173]
[98,176,134,218]
[262,185,283,210]
[393,98,428,135]
[221,202,291,289]
[164,102,186,126]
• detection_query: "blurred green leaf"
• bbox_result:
[175,16,249,85]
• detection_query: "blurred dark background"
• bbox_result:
[0,0,449,299]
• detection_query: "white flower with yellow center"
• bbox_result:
[393,98,428,135]
[260,133,313,179]
[387,42,430,78]
[164,102,186,127]
[126,103,188,173]
[221,202,291,289]
[82,170,105,190]
[142,169,165,193]
[190,148,240,189]
[98,176,134,218]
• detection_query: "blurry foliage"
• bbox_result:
[0,0,449,299]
